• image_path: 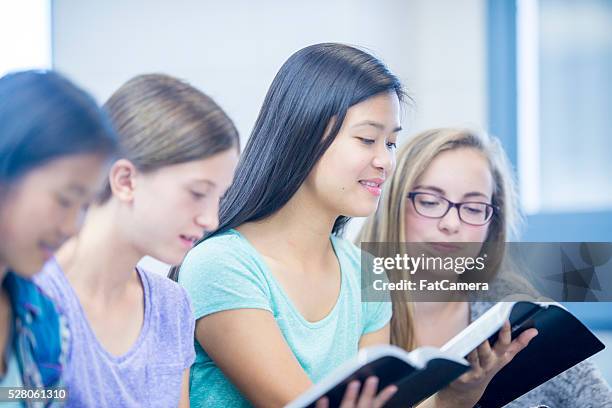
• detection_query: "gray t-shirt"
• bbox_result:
[35,259,196,408]
[471,301,612,407]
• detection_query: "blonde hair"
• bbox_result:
[356,128,522,350]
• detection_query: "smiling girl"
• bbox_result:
[174,44,533,408]
[0,70,117,407]
[34,74,240,407]
[173,43,404,408]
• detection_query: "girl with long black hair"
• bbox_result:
[175,44,533,408]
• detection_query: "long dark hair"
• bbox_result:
[0,70,118,185]
[169,43,405,281]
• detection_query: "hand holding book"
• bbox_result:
[311,321,538,408]
[314,377,398,408]
[287,301,604,408]
[431,321,538,408]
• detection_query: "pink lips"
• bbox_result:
[179,234,199,249]
[427,242,462,254]
[359,178,385,197]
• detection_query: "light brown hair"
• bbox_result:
[98,73,239,202]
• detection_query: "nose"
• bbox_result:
[372,142,394,174]
[438,206,461,235]
[195,199,220,232]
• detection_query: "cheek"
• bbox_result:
[464,225,490,242]
[147,198,179,226]
[0,192,60,261]
[306,156,337,195]
[321,142,370,182]
[404,206,434,241]
[18,191,64,235]
[0,204,24,244]
[142,192,196,235]
[172,195,202,222]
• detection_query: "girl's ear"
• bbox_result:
[108,159,138,203]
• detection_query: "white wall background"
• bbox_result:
[52,0,487,145]
[52,0,487,271]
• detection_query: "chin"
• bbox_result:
[151,250,187,267]
[344,202,379,218]
[427,269,459,280]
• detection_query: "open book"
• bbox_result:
[285,301,605,408]
[458,302,605,407]
[285,345,470,408]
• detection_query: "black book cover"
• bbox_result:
[475,303,605,407]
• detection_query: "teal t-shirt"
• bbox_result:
[178,229,391,407]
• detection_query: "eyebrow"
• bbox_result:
[352,120,402,133]
[413,185,489,200]
[192,179,217,187]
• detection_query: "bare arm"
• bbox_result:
[417,321,538,408]
[197,311,397,408]
[178,369,190,408]
[195,308,313,408]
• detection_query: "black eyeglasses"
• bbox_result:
[407,192,499,226]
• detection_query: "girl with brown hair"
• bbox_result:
[35,74,240,407]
